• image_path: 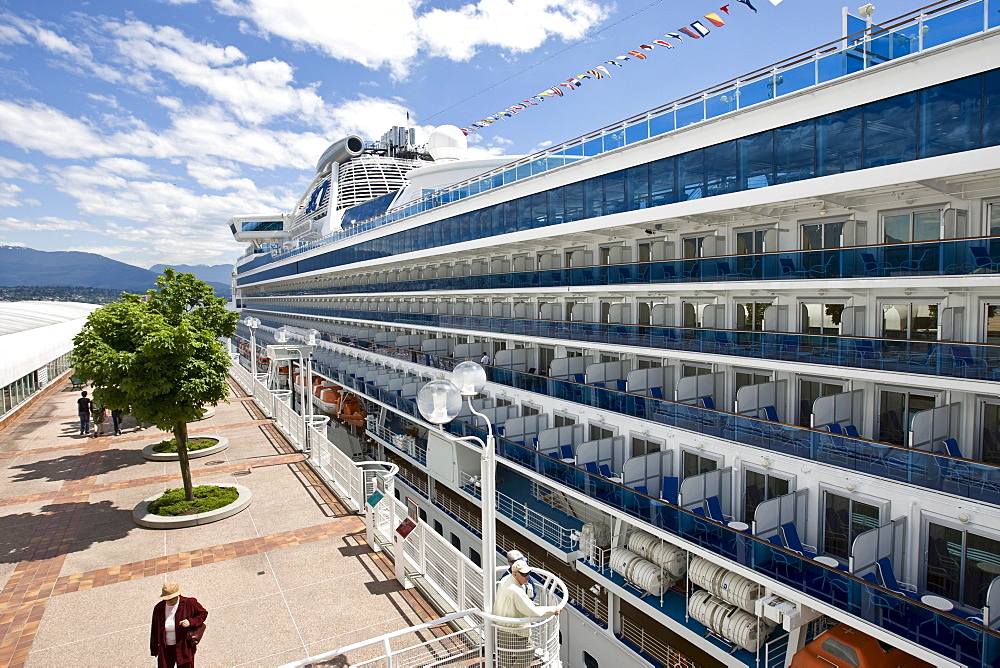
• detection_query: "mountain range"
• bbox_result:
[0,246,232,298]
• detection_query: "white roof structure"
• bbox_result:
[0,301,98,387]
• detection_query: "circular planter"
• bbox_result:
[133,483,252,529]
[195,406,216,420]
[141,436,229,462]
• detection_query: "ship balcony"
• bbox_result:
[252,304,1000,384]
[234,327,1000,507]
[258,237,1000,297]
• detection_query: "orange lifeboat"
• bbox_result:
[316,386,342,414]
[338,393,368,428]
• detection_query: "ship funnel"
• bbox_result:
[316,135,365,174]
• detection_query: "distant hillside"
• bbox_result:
[0,246,230,299]
[150,263,233,285]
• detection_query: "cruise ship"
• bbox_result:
[227,2,1000,666]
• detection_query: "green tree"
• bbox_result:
[72,268,238,501]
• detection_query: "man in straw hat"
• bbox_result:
[150,582,208,668]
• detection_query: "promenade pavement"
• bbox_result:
[0,375,438,667]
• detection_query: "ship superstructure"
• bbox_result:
[228,3,1000,666]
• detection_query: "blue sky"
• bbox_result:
[0,0,924,269]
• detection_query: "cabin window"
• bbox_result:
[631,436,662,458]
[798,379,843,428]
[882,208,940,243]
[801,219,845,249]
[880,302,938,340]
[878,389,936,446]
[743,469,790,524]
[925,521,1000,609]
[682,451,719,480]
[822,491,880,560]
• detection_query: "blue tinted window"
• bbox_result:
[604,171,626,215]
[739,131,774,189]
[532,191,549,228]
[564,182,584,221]
[705,141,737,197]
[650,157,676,206]
[584,177,603,217]
[775,120,814,184]
[679,150,704,200]
[920,75,983,158]
[986,70,1000,147]
[517,197,531,231]
[240,220,284,232]
[864,92,917,168]
[550,186,565,224]
[817,107,862,175]
[626,164,651,210]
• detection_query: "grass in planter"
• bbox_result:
[151,437,219,454]
[148,485,240,516]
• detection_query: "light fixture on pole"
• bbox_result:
[267,326,314,452]
[416,361,496,666]
[242,316,261,395]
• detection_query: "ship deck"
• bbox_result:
[0,375,438,667]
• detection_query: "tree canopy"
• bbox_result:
[72,269,238,500]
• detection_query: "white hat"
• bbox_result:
[511,561,533,575]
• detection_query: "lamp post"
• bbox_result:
[416,361,496,666]
[273,326,316,452]
[242,316,261,395]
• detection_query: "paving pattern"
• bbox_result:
[0,377,438,667]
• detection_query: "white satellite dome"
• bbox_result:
[427,125,467,162]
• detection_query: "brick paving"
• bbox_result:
[0,377,438,667]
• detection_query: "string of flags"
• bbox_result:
[459,0,784,135]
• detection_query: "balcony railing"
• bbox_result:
[233,325,1000,508]
[254,237,1000,298]
[251,304,1000,382]
[237,0,998,274]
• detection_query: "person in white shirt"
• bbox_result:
[492,561,559,666]
[480,352,491,365]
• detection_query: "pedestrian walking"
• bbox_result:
[111,408,123,435]
[77,391,92,435]
[150,582,207,668]
[91,403,107,437]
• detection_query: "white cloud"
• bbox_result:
[213,0,608,79]
[0,156,41,181]
[107,19,325,124]
[0,183,23,206]
[94,157,152,177]
[0,216,96,232]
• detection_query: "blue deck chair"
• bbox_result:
[660,476,679,505]
[971,246,1000,272]
[936,438,962,458]
[843,424,861,438]
[583,461,600,476]
[826,423,844,435]
[699,396,716,410]
[860,253,881,274]
[598,463,616,479]
[705,496,727,523]
[951,345,984,371]
[558,445,575,462]
[780,522,817,559]
[876,557,919,599]
[761,406,779,422]
[649,386,664,399]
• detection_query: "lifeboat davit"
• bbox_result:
[338,393,368,428]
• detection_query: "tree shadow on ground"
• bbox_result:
[10,448,144,483]
[0,500,137,564]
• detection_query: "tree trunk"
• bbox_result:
[175,421,194,501]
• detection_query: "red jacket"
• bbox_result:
[150,596,208,666]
